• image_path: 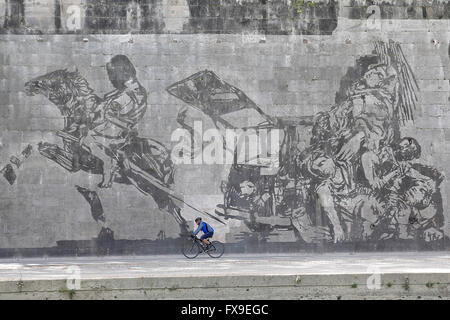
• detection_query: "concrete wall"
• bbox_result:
[1,0,450,256]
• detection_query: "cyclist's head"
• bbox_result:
[195,217,202,225]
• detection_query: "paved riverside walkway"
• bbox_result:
[0,252,448,299]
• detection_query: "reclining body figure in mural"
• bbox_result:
[24,55,188,235]
[301,42,446,243]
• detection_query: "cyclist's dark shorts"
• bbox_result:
[200,232,214,240]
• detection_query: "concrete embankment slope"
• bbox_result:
[0,253,448,300]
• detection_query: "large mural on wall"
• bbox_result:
[167,41,446,245]
[0,39,445,255]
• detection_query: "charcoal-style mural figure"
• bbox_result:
[24,55,189,237]
[168,41,447,245]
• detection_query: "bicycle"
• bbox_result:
[181,235,225,259]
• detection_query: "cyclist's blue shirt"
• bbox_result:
[193,222,214,236]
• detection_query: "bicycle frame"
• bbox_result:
[191,236,209,250]
[182,235,224,259]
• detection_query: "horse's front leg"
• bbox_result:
[36,139,76,172]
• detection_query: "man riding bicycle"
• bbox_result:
[192,217,214,247]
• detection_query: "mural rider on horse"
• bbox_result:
[82,55,148,188]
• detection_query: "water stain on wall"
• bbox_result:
[346,0,450,20]
[0,0,338,34]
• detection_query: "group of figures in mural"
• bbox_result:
[8,40,446,246]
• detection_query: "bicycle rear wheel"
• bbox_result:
[207,241,224,258]
[182,239,201,259]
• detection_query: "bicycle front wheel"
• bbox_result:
[207,241,224,258]
[182,239,201,259]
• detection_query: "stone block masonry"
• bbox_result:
[0,1,450,256]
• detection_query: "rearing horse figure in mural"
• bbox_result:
[24,55,189,236]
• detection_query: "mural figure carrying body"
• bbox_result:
[293,42,445,244]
